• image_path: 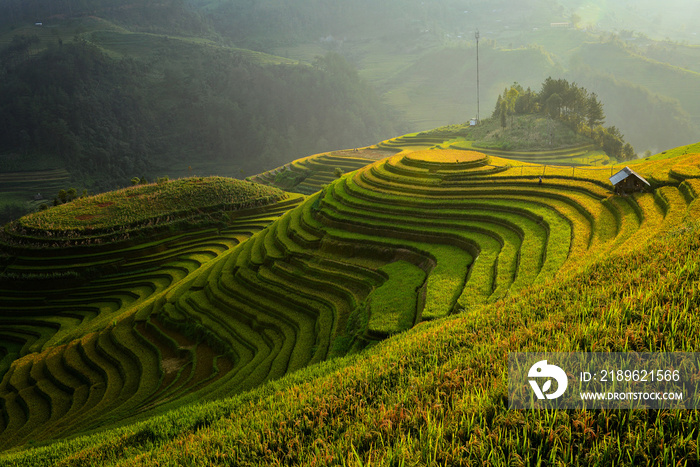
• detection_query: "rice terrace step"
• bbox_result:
[1,135,700,461]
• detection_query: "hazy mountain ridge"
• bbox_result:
[197,0,700,153]
[0,0,209,35]
[2,0,700,217]
[0,15,401,221]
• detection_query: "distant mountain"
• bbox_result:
[558,0,700,42]
[0,16,401,197]
[0,0,209,35]
[183,0,700,154]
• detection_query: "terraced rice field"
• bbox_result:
[0,183,303,448]
[0,168,71,209]
[472,143,611,166]
[1,140,699,450]
[440,139,611,166]
[251,148,396,194]
[377,133,453,151]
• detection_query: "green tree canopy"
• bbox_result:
[587,92,605,129]
[491,77,634,160]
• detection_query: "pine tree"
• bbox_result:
[499,99,507,128]
[622,143,636,161]
[587,93,605,132]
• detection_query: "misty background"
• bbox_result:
[1,0,700,221]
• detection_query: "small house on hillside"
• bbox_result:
[609,166,650,195]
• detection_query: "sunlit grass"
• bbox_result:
[4,220,700,466]
[2,136,700,459]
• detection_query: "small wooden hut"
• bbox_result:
[609,166,650,195]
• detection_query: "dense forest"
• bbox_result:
[0,39,151,179]
[493,78,635,160]
[0,37,400,192]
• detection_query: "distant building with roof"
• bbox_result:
[609,166,650,195]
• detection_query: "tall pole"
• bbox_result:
[475,30,480,123]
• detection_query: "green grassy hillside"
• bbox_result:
[422,115,613,166]
[568,38,700,148]
[0,167,71,225]
[375,35,700,152]
[13,177,285,236]
[0,177,303,447]
[0,140,699,464]
[374,44,562,131]
[1,131,699,459]
[259,6,700,155]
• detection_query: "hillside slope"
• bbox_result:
[1,133,699,453]
[0,18,400,217]
[2,148,700,465]
[0,177,304,448]
[219,0,700,153]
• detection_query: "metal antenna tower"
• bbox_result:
[475,29,480,123]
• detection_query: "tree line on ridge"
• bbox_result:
[493,78,636,160]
